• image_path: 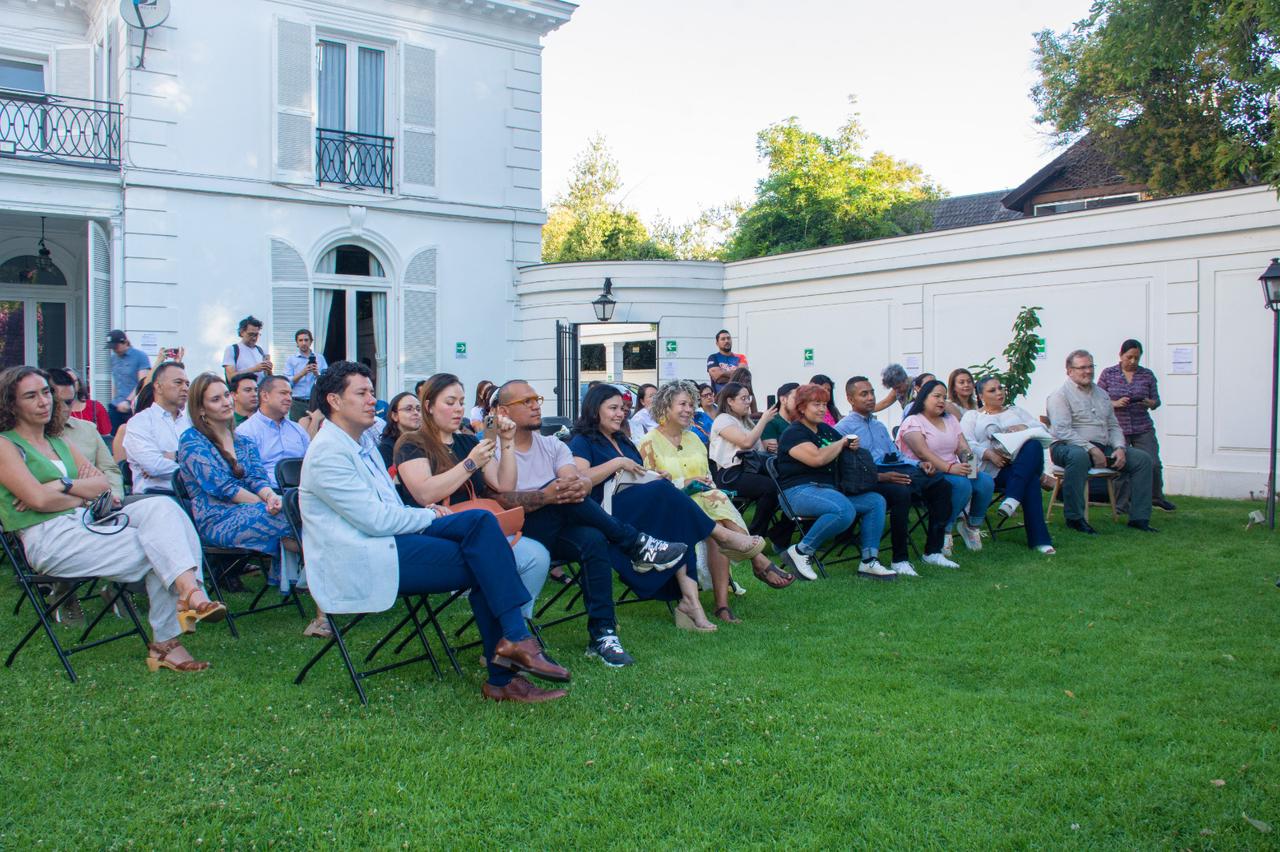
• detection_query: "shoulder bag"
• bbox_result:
[447,480,524,546]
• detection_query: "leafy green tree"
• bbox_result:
[541,136,674,263]
[969,306,1044,404]
[721,103,942,260]
[649,203,745,261]
[1032,0,1279,195]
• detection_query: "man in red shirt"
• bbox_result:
[706,330,747,393]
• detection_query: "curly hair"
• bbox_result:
[314,361,371,416]
[881,363,908,390]
[648,379,699,426]
[0,366,66,436]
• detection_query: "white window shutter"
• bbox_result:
[54,45,93,100]
[87,221,112,402]
[274,18,314,185]
[401,247,437,391]
[269,239,311,369]
[401,44,436,196]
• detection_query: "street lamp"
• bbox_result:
[1261,257,1280,530]
[592,277,616,322]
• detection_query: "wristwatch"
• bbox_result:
[462,459,478,473]
[59,477,74,493]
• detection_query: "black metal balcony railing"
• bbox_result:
[0,89,121,169]
[316,127,393,192]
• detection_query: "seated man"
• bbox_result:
[49,368,124,502]
[237,375,309,488]
[229,372,259,426]
[760,381,799,454]
[299,361,569,703]
[492,380,686,668]
[1047,349,1156,534]
[835,375,954,574]
[122,361,191,494]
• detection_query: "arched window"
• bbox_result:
[0,256,67,286]
[316,244,385,277]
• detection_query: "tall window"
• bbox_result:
[0,58,44,93]
[316,38,389,190]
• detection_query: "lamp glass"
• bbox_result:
[592,293,616,322]
[1261,258,1280,309]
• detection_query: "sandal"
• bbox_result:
[176,592,228,634]
[714,605,742,624]
[752,560,796,589]
[303,616,334,639]
[719,534,767,562]
[146,638,209,672]
[548,566,573,586]
[673,605,717,633]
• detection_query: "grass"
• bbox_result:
[1,496,1277,849]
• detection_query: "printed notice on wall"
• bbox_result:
[138,332,159,359]
[660,359,679,380]
[1171,346,1196,375]
[903,355,921,374]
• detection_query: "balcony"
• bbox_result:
[316,127,394,193]
[0,89,121,170]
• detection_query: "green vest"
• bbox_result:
[0,431,78,533]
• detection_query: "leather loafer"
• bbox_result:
[482,675,567,703]
[491,637,571,683]
[1127,520,1159,532]
[1065,519,1098,535]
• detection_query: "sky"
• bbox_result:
[541,0,1098,226]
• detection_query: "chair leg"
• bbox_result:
[329,616,368,706]
[1107,478,1118,521]
[402,596,444,680]
[7,580,76,683]
[1046,476,1061,520]
[201,555,239,639]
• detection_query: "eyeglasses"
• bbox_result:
[1069,363,1095,371]
[736,394,753,402]
[508,395,544,408]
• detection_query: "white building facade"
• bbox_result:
[0,0,572,401]
[516,186,1280,499]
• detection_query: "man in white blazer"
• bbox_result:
[299,361,570,703]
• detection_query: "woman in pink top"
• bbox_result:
[897,379,994,555]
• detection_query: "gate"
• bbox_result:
[554,320,580,420]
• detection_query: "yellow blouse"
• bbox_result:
[637,427,745,527]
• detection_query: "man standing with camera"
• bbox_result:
[286,328,327,421]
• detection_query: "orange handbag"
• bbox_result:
[446,480,525,546]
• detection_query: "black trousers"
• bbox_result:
[875,473,950,562]
[714,466,795,548]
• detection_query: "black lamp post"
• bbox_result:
[1261,257,1280,530]
[592,277,616,322]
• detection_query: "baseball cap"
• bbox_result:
[106,329,128,346]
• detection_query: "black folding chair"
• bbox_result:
[984,485,1027,541]
[274,457,304,491]
[171,472,305,637]
[2,522,149,682]
[764,456,831,578]
[284,489,447,704]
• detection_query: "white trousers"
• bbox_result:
[21,497,204,642]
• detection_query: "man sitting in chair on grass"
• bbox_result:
[1047,349,1156,535]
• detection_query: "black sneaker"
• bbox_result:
[1153,499,1177,512]
[628,533,687,572]
[585,630,635,667]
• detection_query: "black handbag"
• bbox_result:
[836,446,879,496]
[719,449,770,486]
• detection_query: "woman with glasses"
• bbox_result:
[962,377,1055,554]
[691,383,716,445]
[379,391,422,468]
[708,381,783,542]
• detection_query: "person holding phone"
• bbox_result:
[708,381,791,548]
[285,329,327,421]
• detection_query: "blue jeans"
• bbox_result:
[943,471,995,529]
[784,483,886,560]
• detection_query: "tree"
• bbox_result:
[649,202,744,261]
[968,306,1044,404]
[721,102,942,260]
[1032,1,1280,195]
[541,136,674,263]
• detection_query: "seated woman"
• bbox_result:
[707,381,790,552]
[468,380,496,433]
[945,368,977,421]
[0,366,225,671]
[112,378,153,469]
[774,383,893,581]
[639,381,795,623]
[569,383,766,632]
[898,379,993,555]
[176,373,322,636]
[63,367,112,437]
[393,373,550,619]
[691,383,716,445]
[726,366,759,418]
[809,374,841,426]
[961,377,1055,554]
[379,391,422,468]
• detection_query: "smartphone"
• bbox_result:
[766,394,777,409]
[308,354,317,365]
[163,347,179,360]
[483,413,497,432]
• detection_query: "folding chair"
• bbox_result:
[764,456,830,578]
[2,522,149,682]
[284,489,446,704]
[171,473,305,638]
[274,457,304,491]
[984,483,1028,541]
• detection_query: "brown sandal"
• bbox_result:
[176,593,227,634]
[753,560,796,589]
[714,605,742,624]
[146,638,209,672]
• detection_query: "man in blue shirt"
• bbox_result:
[237,375,310,488]
[284,328,327,421]
[106,329,151,436]
[705,329,747,393]
[835,375,954,573]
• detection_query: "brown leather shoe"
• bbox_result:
[491,637,571,683]
[482,675,567,703]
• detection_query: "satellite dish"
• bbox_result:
[120,0,170,30]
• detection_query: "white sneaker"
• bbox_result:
[891,560,919,577]
[782,545,818,581]
[730,577,747,596]
[998,498,1020,518]
[958,523,983,551]
[857,559,896,580]
[942,532,954,557]
[1035,544,1057,555]
[923,552,960,569]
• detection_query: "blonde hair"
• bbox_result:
[649,379,699,425]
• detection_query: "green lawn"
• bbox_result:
[2,497,1277,849]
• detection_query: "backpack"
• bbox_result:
[232,343,266,368]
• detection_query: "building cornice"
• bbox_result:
[414,0,576,35]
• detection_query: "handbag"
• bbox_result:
[836,446,879,496]
[600,468,663,515]
[446,480,524,546]
[718,449,770,486]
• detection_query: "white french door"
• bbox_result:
[313,285,390,397]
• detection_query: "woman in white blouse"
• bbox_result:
[708,382,782,545]
[961,376,1055,553]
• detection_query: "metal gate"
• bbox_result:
[554,320,580,420]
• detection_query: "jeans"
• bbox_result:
[784,482,886,560]
[943,471,994,529]
[521,498,640,639]
[393,510,531,687]
[1050,442,1152,522]
[993,443,1052,548]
